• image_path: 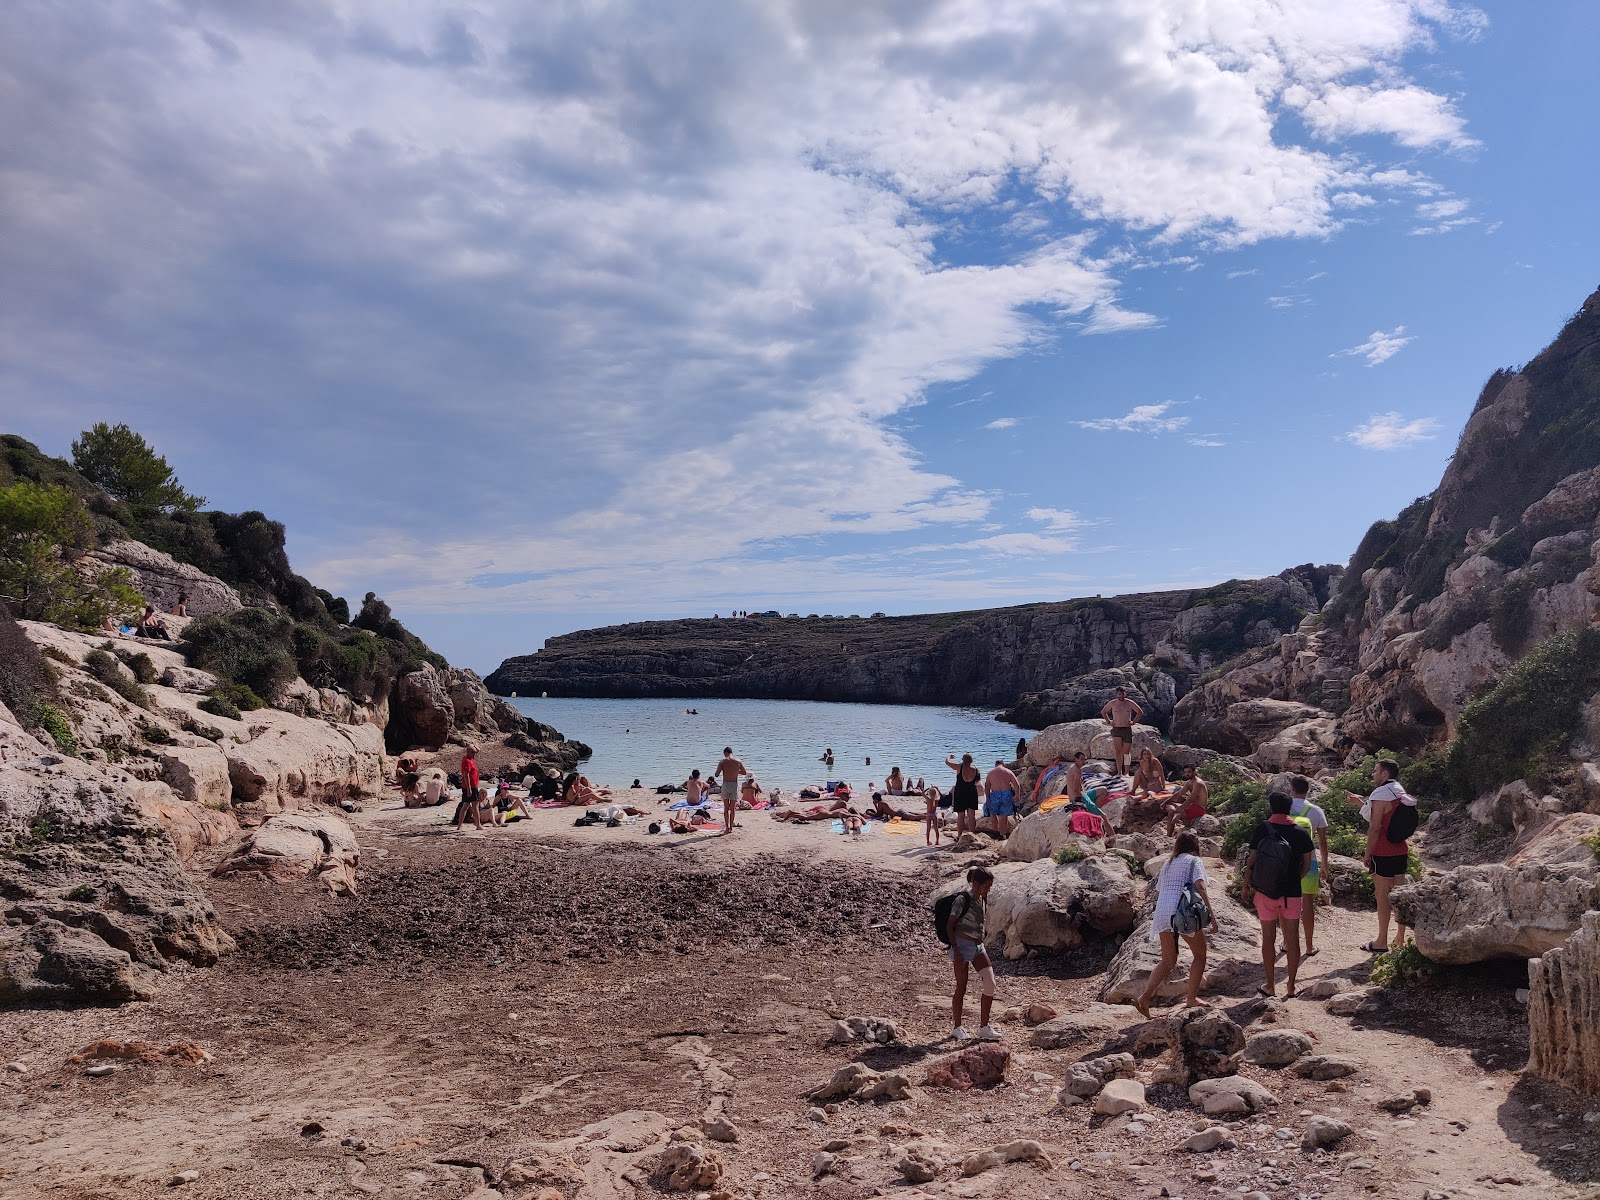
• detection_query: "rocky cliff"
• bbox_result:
[487,567,1338,724]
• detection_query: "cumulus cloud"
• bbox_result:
[1344,412,1441,450]
[1026,507,1088,532]
[0,0,1483,641]
[1334,326,1415,365]
[1078,402,1189,434]
[986,417,1020,430]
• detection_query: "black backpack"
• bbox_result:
[1253,825,1300,900]
[932,890,972,945]
[1385,790,1420,842]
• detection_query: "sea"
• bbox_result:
[506,695,1025,792]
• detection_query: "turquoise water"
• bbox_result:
[507,696,1025,792]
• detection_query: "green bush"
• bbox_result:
[66,883,96,903]
[115,649,158,684]
[184,608,297,702]
[198,694,242,721]
[0,480,144,627]
[1371,941,1436,988]
[1583,832,1600,862]
[141,723,174,745]
[35,702,77,755]
[216,680,265,712]
[84,648,149,709]
[71,422,205,514]
[1053,842,1087,864]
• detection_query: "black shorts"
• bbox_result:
[1372,853,1409,879]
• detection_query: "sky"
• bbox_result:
[2,1,1597,673]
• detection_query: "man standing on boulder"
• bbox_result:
[715,746,747,835]
[1242,792,1314,999]
[1099,687,1142,777]
[983,759,1021,836]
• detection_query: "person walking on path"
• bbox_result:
[1289,775,1331,958]
[944,867,1000,1043]
[1242,792,1314,998]
[944,753,983,835]
[1099,687,1143,776]
[1133,832,1219,1016]
[715,747,747,835]
[983,759,1020,836]
[1351,760,1415,953]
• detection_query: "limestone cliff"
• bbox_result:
[487,567,1337,721]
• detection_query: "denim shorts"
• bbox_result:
[948,936,985,964]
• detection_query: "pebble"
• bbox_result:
[5,1061,27,1074]
[85,1064,115,1078]
[168,1170,199,1186]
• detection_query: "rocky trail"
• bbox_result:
[4,823,1595,1200]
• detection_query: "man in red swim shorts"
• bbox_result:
[1163,765,1209,835]
[1242,792,1315,999]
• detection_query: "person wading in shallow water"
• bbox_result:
[715,746,746,835]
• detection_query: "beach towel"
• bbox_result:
[1068,810,1105,837]
[830,819,874,835]
[882,819,921,836]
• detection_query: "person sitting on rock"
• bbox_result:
[562,773,608,806]
[1130,748,1167,802]
[1163,765,1209,835]
[135,606,172,640]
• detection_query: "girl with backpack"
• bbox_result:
[934,867,1000,1043]
[1132,832,1218,1018]
[1352,759,1417,953]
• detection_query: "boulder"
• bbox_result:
[160,665,219,694]
[960,1139,1051,1176]
[214,812,360,896]
[393,667,455,750]
[1058,1052,1135,1101]
[1028,1003,1130,1050]
[828,1016,903,1045]
[804,1063,912,1104]
[1188,1075,1277,1117]
[155,745,232,811]
[0,917,153,1005]
[1101,867,1262,1004]
[1301,1116,1354,1152]
[1024,719,1162,770]
[82,540,243,617]
[1248,717,1347,775]
[978,855,1141,958]
[650,1143,723,1191]
[224,713,385,823]
[1391,862,1600,964]
[1527,911,1600,1096]
[1177,1007,1246,1082]
[1093,1077,1146,1116]
[1293,1055,1360,1080]
[1244,1029,1313,1068]
[1178,1127,1235,1153]
[134,792,238,860]
[1003,805,1098,863]
[922,1043,1009,1090]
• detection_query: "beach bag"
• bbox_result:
[936,788,953,810]
[932,891,972,946]
[1171,856,1210,936]
[1253,825,1299,900]
[1067,809,1104,838]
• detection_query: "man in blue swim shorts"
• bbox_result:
[984,759,1021,835]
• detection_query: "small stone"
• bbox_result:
[1094,1079,1147,1116]
[700,1116,739,1143]
[5,1061,27,1074]
[85,1064,115,1078]
[1178,1128,1233,1153]
[300,1121,324,1137]
[1301,1115,1353,1152]
[807,1107,827,1123]
[168,1171,199,1186]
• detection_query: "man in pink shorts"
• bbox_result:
[1241,792,1315,999]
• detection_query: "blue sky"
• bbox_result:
[2,1,1596,672]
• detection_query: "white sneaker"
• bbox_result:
[952,1026,972,1042]
[975,1025,1002,1042]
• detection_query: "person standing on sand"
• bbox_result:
[1352,760,1414,953]
[1242,792,1314,999]
[715,747,746,835]
[1099,687,1143,776]
[945,753,982,835]
[1133,832,1218,1016]
[1289,775,1331,958]
[923,786,942,845]
[983,759,1020,836]
[459,750,480,811]
[945,867,1001,1042]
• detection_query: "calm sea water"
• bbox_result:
[507,696,1025,792]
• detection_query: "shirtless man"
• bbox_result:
[715,746,746,835]
[1065,752,1087,802]
[1164,765,1210,835]
[1099,687,1143,776]
[680,769,709,808]
[983,759,1021,836]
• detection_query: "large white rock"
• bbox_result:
[224,713,385,823]
[974,855,1142,959]
[1392,862,1600,964]
[1025,719,1161,769]
[214,811,361,895]
[1004,805,1105,863]
[155,744,232,810]
[81,540,243,616]
[1527,912,1600,1096]
[1101,863,1263,1004]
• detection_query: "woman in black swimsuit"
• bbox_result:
[945,753,982,835]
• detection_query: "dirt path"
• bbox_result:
[2,820,1594,1199]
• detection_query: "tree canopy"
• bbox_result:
[71,422,205,513]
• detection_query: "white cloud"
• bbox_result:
[985,417,1019,430]
[1344,412,1441,450]
[1418,199,1470,220]
[1226,268,1259,279]
[1186,436,1226,448]
[1078,402,1189,434]
[0,0,1484,636]
[1025,507,1088,532]
[1267,294,1308,309]
[1334,326,1415,365]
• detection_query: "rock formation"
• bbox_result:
[82,540,244,617]
[1392,861,1600,964]
[1527,911,1600,1096]
[486,567,1336,715]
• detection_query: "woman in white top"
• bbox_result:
[1133,832,1219,1017]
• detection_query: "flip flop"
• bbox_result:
[1255,986,1275,999]
[1131,997,1151,1019]
[1303,947,1321,959]
[1361,941,1389,954]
